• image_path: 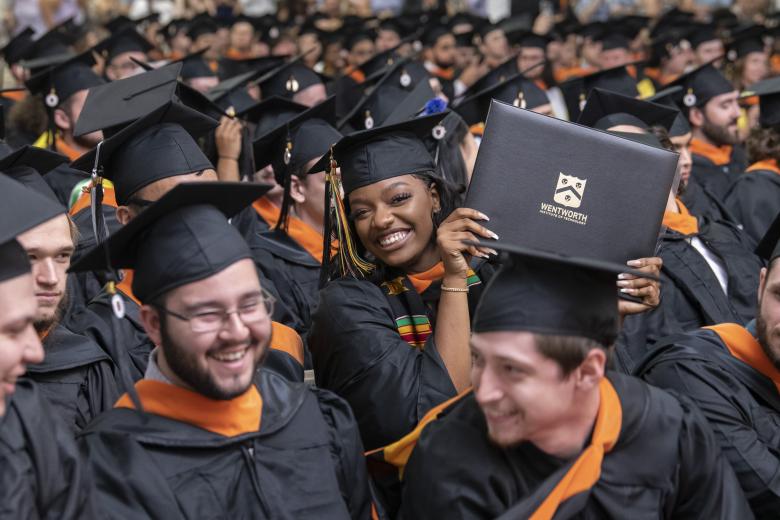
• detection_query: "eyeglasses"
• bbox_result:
[156,289,275,333]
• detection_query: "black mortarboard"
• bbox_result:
[338,58,429,132]
[355,47,399,78]
[508,31,551,49]
[664,61,734,113]
[207,68,264,113]
[257,60,324,99]
[186,15,219,41]
[252,96,340,177]
[97,27,153,63]
[575,21,605,40]
[69,182,271,303]
[560,64,639,120]
[105,14,135,34]
[1,27,35,65]
[0,142,69,178]
[26,50,104,108]
[71,102,218,205]
[647,86,691,136]
[217,55,285,81]
[454,69,549,125]
[477,23,503,39]
[21,19,76,62]
[454,31,476,48]
[472,242,650,345]
[2,164,61,203]
[578,88,678,132]
[648,27,692,66]
[382,78,438,126]
[726,25,766,61]
[422,26,452,48]
[0,172,64,281]
[755,211,780,263]
[598,30,631,51]
[238,96,307,138]
[688,23,720,49]
[741,75,780,129]
[314,112,445,195]
[160,18,189,41]
[178,49,216,79]
[459,54,519,99]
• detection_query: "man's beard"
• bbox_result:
[34,292,67,337]
[756,313,780,370]
[159,316,268,400]
[701,115,739,146]
[435,58,454,69]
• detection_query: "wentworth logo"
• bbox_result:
[539,173,590,226]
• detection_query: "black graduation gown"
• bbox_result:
[23,323,120,432]
[400,371,752,519]
[251,229,321,344]
[0,380,95,518]
[689,144,747,201]
[635,327,780,518]
[724,168,780,245]
[616,219,762,373]
[308,260,493,452]
[78,369,372,519]
[679,176,738,224]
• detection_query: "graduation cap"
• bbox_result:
[756,210,780,263]
[71,101,219,205]
[0,27,35,65]
[206,68,265,113]
[22,18,78,61]
[663,61,734,113]
[454,68,549,126]
[471,242,652,345]
[382,79,438,126]
[68,182,271,303]
[160,17,190,41]
[97,27,153,63]
[687,22,721,49]
[187,15,219,41]
[560,64,639,120]
[177,48,217,80]
[578,88,679,132]
[508,31,552,49]
[0,171,65,282]
[256,60,324,100]
[648,27,692,66]
[26,49,104,109]
[252,96,340,177]
[217,55,285,81]
[596,25,631,51]
[0,142,69,178]
[238,96,308,138]
[741,75,780,128]
[253,97,341,230]
[74,62,184,137]
[647,86,691,136]
[726,25,766,62]
[2,162,62,203]
[459,54,520,99]
[338,58,431,131]
[104,14,135,34]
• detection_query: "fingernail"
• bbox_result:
[487,248,498,256]
[479,212,490,221]
[617,273,629,279]
[620,288,634,294]
[627,260,642,267]
[488,231,499,240]
[479,252,490,259]
[617,280,630,287]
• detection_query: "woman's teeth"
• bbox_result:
[379,230,409,247]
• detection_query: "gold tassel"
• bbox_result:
[325,147,374,278]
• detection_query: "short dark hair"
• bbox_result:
[533,333,607,377]
[747,126,780,164]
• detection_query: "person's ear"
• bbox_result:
[139,305,163,347]
[758,266,768,307]
[290,175,306,204]
[116,205,133,226]
[429,181,441,213]
[574,348,606,391]
[52,107,72,132]
[689,106,704,128]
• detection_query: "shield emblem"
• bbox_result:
[553,173,587,209]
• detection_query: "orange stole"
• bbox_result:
[270,321,304,366]
[115,379,263,437]
[55,139,84,161]
[662,198,699,235]
[68,184,118,216]
[284,214,334,264]
[690,138,732,166]
[706,323,780,394]
[747,159,780,176]
[116,270,142,307]
[407,262,446,294]
[252,197,280,229]
[529,378,622,520]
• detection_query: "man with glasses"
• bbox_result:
[73,184,371,519]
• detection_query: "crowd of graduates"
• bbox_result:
[2,3,780,518]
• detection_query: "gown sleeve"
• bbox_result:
[308,278,457,450]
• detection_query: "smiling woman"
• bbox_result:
[308,114,497,514]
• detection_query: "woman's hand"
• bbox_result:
[436,208,497,280]
[618,257,662,317]
[215,116,243,161]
